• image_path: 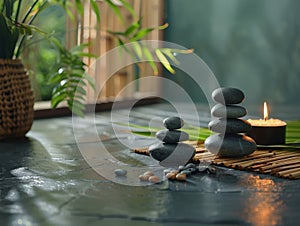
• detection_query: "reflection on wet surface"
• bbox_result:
[0,105,300,225]
[242,175,284,226]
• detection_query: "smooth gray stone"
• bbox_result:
[212,87,245,104]
[163,116,184,130]
[211,104,247,118]
[149,143,195,167]
[204,133,256,157]
[114,169,127,177]
[208,118,251,134]
[156,129,189,143]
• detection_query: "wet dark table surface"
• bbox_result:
[1,103,300,226]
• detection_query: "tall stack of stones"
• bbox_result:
[149,116,195,167]
[205,87,257,157]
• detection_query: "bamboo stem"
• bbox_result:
[276,167,300,177]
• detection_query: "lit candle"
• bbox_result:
[247,102,286,145]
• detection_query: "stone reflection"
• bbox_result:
[243,175,284,226]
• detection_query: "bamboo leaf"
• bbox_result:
[75,0,84,16]
[160,48,180,65]
[125,22,139,36]
[119,0,137,18]
[132,41,142,59]
[131,28,153,42]
[105,0,124,23]
[107,29,126,36]
[90,0,101,23]
[155,49,175,74]
[142,46,158,75]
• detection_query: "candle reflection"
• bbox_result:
[243,175,284,226]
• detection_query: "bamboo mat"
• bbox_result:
[133,141,300,180]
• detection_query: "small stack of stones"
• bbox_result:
[205,87,257,157]
[149,116,195,167]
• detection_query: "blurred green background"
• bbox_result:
[23,5,66,101]
[26,0,300,115]
[163,0,300,110]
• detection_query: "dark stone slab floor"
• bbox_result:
[1,103,300,226]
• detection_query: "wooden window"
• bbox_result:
[67,0,164,104]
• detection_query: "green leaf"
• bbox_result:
[131,131,157,137]
[71,105,85,117]
[75,52,97,58]
[68,99,85,117]
[74,85,87,95]
[155,49,175,74]
[105,0,124,23]
[119,0,137,18]
[84,74,96,90]
[160,48,180,65]
[125,21,139,36]
[132,41,142,59]
[142,46,158,75]
[90,0,101,23]
[131,28,154,42]
[119,122,211,142]
[71,42,90,52]
[107,29,126,36]
[51,92,67,108]
[48,73,65,84]
[65,7,75,20]
[72,99,86,110]
[75,0,84,16]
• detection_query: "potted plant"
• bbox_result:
[0,0,191,140]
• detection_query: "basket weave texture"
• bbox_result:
[0,59,34,139]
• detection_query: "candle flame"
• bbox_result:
[263,101,269,121]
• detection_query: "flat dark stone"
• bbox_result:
[204,133,256,157]
[212,87,245,104]
[156,129,189,143]
[163,116,184,130]
[149,143,195,167]
[211,104,247,118]
[208,118,251,134]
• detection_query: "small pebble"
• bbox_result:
[139,174,151,181]
[178,165,186,171]
[114,169,127,177]
[187,167,197,173]
[180,170,192,176]
[163,168,173,175]
[166,172,177,180]
[143,171,154,176]
[176,173,187,181]
[185,163,196,169]
[207,166,216,174]
[170,170,179,174]
[198,165,208,172]
[148,176,161,184]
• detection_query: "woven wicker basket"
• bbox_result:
[0,59,34,140]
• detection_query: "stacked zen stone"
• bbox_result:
[205,87,257,157]
[149,117,195,167]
